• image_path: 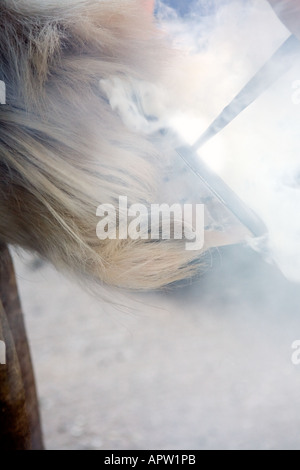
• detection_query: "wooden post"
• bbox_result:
[0,244,44,450]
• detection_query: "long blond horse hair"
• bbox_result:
[0,0,206,290]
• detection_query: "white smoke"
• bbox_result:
[102,0,300,283]
[159,0,300,284]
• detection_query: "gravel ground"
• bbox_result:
[12,245,300,450]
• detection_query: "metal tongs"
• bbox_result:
[176,0,300,238]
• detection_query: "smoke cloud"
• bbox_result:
[102,0,300,283]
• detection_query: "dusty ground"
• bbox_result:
[12,245,300,450]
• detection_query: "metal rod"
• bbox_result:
[192,34,300,152]
[175,34,300,237]
[177,145,267,237]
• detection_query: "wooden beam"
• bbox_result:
[0,244,44,450]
